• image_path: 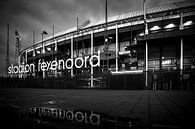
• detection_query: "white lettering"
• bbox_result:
[8,53,101,74]
[38,59,41,71]
[75,111,84,123]
[65,59,73,69]
[84,56,90,68]
[75,57,84,68]
[8,67,11,74]
[50,60,58,70]
[58,59,65,70]
[89,50,100,67]
[41,62,47,71]
[46,61,52,71]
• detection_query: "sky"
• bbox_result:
[0,0,191,76]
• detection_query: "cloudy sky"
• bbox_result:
[0,0,190,76]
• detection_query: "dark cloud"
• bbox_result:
[0,0,189,76]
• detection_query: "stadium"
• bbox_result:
[7,1,195,90]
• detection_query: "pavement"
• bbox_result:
[0,88,195,129]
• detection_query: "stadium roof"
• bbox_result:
[57,1,195,35]
[27,0,195,50]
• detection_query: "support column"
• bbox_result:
[180,11,184,71]
[43,59,45,79]
[32,49,36,77]
[180,11,184,30]
[91,30,94,88]
[179,11,184,90]
[42,43,45,79]
[33,49,35,57]
[145,41,148,87]
[180,38,183,90]
[115,23,119,72]
[144,0,148,87]
[18,55,21,78]
[71,36,74,77]
[159,45,162,70]
[32,50,35,77]
[55,57,57,77]
[180,38,183,71]
[54,40,57,77]
[54,40,57,51]
[42,43,45,54]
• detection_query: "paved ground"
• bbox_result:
[0,88,195,129]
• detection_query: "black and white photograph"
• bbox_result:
[0,0,195,129]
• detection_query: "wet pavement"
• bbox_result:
[0,88,195,129]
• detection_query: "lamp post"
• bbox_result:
[41,31,48,79]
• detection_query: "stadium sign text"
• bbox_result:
[8,51,100,74]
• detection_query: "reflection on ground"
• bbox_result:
[0,89,195,129]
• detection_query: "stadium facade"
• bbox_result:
[17,1,195,90]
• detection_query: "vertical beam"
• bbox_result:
[6,24,9,77]
[54,40,57,51]
[55,57,57,77]
[179,11,184,90]
[145,41,148,87]
[18,55,21,78]
[54,40,57,77]
[32,31,35,77]
[43,59,45,79]
[144,0,148,87]
[71,36,74,77]
[159,45,162,70]
[180,11,184,30]
[180,38,183,90]
[42,33,45,79]
[25,50,30,78]
[115,23,119,72]
[42,43,45,54]
[91,30,94,88]
[180,38,183,70]
[52,26,55,61]
[33,31,35,57]
[179,10,184,70]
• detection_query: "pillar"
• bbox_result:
[145,41,148,87]
[115,23,119,72]
[54,40,57,51]
[32,51,35,77]
[180,11,184,71]
[180,11,184,90]
[33,48,35,57]
[54,40,58,77]
[71,36,74,77]
[42,43,45,54]
[180,38,183,71]
[43,58,45,79]
[180,38,183,90]
[18,55,21,78]
[55,57,57,77]
[91,30,94,88]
